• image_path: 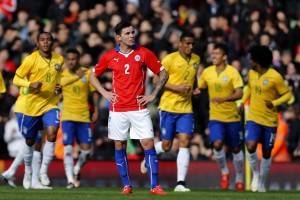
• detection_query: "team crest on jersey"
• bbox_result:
[193,63,198,69]
[263,79,268,85]
[54,64,60,71]
[135,55,141,61]
[81,77,87,83]
[223,75,228,82]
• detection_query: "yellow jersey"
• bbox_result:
[61,67,95,122]
[14,86,30,113]
[198,65,243,122]
[0,72,6,93]
[159,51,200,113]
[14,51,64,116]
[246,68,291,127]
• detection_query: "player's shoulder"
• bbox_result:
[191,53,200,61]
[52,52,64,61]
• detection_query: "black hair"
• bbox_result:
[114,20,132,35]
[249,45,273,68]
[180,32,195,41]
[213,43,229,56]
[37,32,53,41]
[66,48,80,58]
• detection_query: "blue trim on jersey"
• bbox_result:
[159,110,194,140]
[208,120,243,148]
[245,121,277,149]
[62,121,92,145]
[115,44,138,52]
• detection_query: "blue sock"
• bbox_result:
[115,149,131,187]
[144,148,158,189]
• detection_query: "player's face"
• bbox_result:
[179,37,195,57]
[37,33,53,54]
[66,53,79,70]
[211,48,226,66]
[118,26,135,47]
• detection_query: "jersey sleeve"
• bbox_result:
[93,54,109,76]
[143,48,163,75]
[161,55,171,72]
[232,69,244,89]
[275,74,289,95]
[198,69,207,89]
[15,56,32,79]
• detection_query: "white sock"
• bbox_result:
[23,144,34,174]
[6,148,24,177]
[64,145,74,183]
[213,149,229,174]
[233,151,244,182]
[247,151,259,177]
[154,141,165,154]
[40,141,55,174]
[260,157,272,185]
[31,151,41,185]
[177,147,190,182]
[74,149,90,175]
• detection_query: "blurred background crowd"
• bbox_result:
[1,0,300,162]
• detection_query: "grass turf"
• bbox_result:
[0,187,300,200]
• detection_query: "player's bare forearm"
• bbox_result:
[151,69,169,98]
[224,88,243,102]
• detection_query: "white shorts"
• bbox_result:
[108,109,154,140]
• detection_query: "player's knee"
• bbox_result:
[213,141,223,151]
[262,149,271,159]
[25,139,35,147]
[162,142,172,152]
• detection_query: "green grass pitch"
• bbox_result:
[0,187,300,200]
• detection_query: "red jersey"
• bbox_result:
[93,45,163,112]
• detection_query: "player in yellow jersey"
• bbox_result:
[239,45,292,192]
[197,43,245,191]
[141,32,200,192]
[13,32,64,189]
[61,48,99,189]
[1,86,51,189]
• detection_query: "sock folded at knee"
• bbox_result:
[23,144,34,174]
[177,147,190,182]
[40,140,55,174]
[154,141,165,154]
[213,149,229,174]
[115,149,131,186]
[144,148,158,189]
[64,145,74,183]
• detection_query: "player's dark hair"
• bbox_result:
[180,32,195,41]
[213,43,229,56]
[114,20,132,35]
[249,45,273,68]
[66,48,80,58]
[37,32,53,41]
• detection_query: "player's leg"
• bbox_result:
[73,122,92,187]
[258,126,276,192]
[227,121,244,191]
[62,121,76,188]
[20,114,41,189]
[174,113,193,192]
[39,108,60,186]
[245,121,261,192]
[141,110,175,174]
[109,111,132,194]
[130,109,166,195]
[1,144,24,188]
[209,120,229,190]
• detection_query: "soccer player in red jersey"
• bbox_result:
[89,20,168,195]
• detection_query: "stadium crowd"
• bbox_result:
[1,0,300,163]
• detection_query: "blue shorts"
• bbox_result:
[16,112,43,143]
[62,120,92,145]
[245,121,277,150]
[208,120,243,148]
[19,109,60,139]
[159,110,194,140]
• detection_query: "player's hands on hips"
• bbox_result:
[238,103,244,115]
[137,95,155,106]
[103,91,118,104]
[30,81,43,90]
[265,100,274,109]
